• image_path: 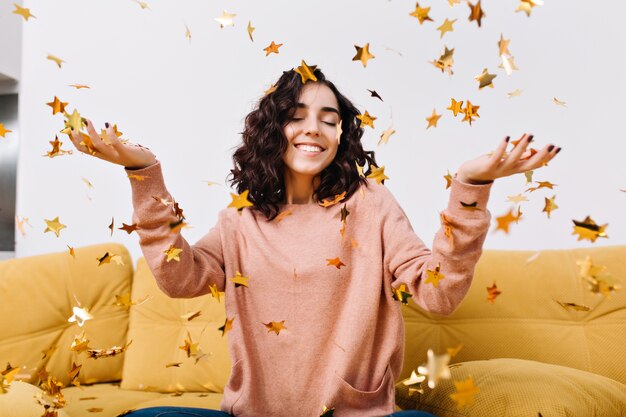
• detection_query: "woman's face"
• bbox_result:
[282,82,341,179]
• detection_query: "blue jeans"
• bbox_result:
[124,406,436,416]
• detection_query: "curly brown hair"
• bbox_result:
[226,67,381,221]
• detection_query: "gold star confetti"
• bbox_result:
[516,0,544,17]
[475,68,497,89]
[449,376,480,409]
[185,24,191,42]
[426,109,442,129]
[227,189,255,213]
[571,216,608,243]
[436,18,456,38]
[499,55,519,75]
[432,46,454,75]
[486,282,501,304]
[402,369,427,395]
[47,54,65,69]
[86,340,132,359]
[447,98,463,117]
[218,316,235,336]
[494,207,520,234]
[320,405,335,416]
[353,43,375,67]
[553,97,567,107]
[508,89,523,98]
[132,0,150,10]
[44,216,67,237]
[68,306,93,327]
[542,195,558,218]
[409,2,433,24]
[294,60,318,84]
[231,271,250,287]
[114,293,150,310]
[356,110,376,128]
[506,193,528,204]
[555,300,591,312]
[467,0,485,27]
[179,331,199,357]
[13,4,36,21]
[247,21,255,42]
[392,283,413,304]
[209,283,223,303]
[418,349,451,388]
[378,126,395,145]
[264,320,286,335]
[215,10,236,28]
[164,245,183,262]
[366,165,389,184]
[461,100,480,126]
[46,96,68,115]
[525,180,557,192]
[263,41,283,56]
[498,33,511,56]
[68,84,91,89]
[0,123,13,138]
[425,263,445,287]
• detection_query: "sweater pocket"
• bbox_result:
[331,363,394,412]
[224,358,245,414]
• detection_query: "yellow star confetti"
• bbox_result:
[378,126,395,145]
[542,195,558,218]
[227,189,255,213]
[508,89,523,98]
[164,245,183,262]
[516,0,544,17]
[247,21,255,42]
[47,54,65,68]
[392,283,413,304]
[12,4,36,21]
[432,46,455,75]
[67,306,93,327]
[353,43,375,67]
[553,97,567,107]
[447,98,463,117]
[425,263,445,287]
[44,216,67,237]
[366,165,389,184]
[436,18,456,38]
[231,271,250,287]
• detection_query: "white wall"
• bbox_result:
[11,0,626,264]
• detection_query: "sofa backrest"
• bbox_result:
[0,243,133,386]
[401,245,626,384]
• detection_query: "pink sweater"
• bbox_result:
[125,160,493,417]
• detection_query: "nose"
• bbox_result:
[304,118,320,137]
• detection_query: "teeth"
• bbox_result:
[295,144,323,153]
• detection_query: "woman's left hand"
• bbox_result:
[456,133,561,185]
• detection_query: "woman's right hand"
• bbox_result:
[68,119,158,170]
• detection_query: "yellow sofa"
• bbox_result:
[1,243,625,417]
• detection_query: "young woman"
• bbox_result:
[69,67,560,417]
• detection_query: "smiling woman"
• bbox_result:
[226,66,381,221]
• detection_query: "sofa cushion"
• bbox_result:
[0,381,70,417]
[401,245,626,385]
[120,257,231,393]
[0,243,132,386]
[395,358,626,417]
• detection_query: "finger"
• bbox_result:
[516,143,558,171]
[504,133,533,165]
[84,119,110,155]
[489,135,510,165]
[104,122,126,150]
[68,129,91,155]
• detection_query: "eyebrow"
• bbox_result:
[296,102,340,115]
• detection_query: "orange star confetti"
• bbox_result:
[494,207,520,234]
[467,1,486,27]
[0,123,12,138]
[46,96,68,115]
[486,282,501,304]
[326,257,346,269]
[447,98,463,117]
[219,316,235,336]
[353,43,375,67]
[263,41,283,56]
[542,195,558,218]
[356,110,376,128]
[426,109,442,129]
[461,100,480,126]
[449,376,480,409]
[409,2,433,24]
[264,320,286,335]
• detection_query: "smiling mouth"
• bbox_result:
[293,144,325,155]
